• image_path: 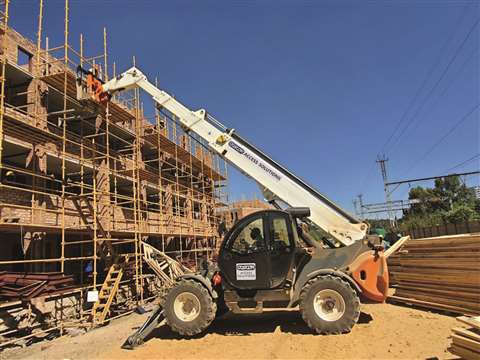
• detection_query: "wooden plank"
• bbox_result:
[394,251,480,259]
[449,344,480,360]
[389,295,479,316]
[394,281,479,291]
[393,268,480,280]
[452,327,480,342]
[412,233,480,241]
[407,236,480,245]
[398,280,479,291]
[405,247,480,255]
[405,236,480,245]
[397,285,480,301]
[393,266,480,275]
[392,272,480,287]
[405,242,480,250]
[395,287,480,303]
[452,334,480,352]
[384,236,409,258]
[458,316,480,330]
[394,290,480,312]
[398,259,480,270]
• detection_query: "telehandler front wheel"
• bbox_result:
[299,275,360,334]
[163,279,216,337]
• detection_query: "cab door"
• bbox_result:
[219,212,270,289]
[268,212,295,288]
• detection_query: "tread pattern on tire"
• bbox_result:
[163,279,216,337]
[299,274,360,335]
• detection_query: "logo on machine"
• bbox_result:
[228,141,244,154]
[236,263,256,281]
[227,141,282,181]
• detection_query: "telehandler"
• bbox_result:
[76,66,389,348]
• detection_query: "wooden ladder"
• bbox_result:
[92,257,128,324]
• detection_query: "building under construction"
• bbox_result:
[217,199,272,233]
[0,1,227,346]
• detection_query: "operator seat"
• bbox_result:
[250,227,264,249]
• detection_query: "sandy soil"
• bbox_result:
[2,302,459,360]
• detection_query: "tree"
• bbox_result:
[400,175,479,229]
[444,204,476,224]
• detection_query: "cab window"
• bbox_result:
[291,218,302,247]
[229,217,265,255]
[270,215,292,251]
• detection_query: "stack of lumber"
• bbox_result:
[386,236,410,285]
[387,254,401,285]
[448,316,480,360]
[0,272,75,301]
[388,233,480,315]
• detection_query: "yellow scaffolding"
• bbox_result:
[0,0,228,346]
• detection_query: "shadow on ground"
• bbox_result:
[144,310,373,342]
[386,298,458,317]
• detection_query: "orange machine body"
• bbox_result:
[350,250,389,302]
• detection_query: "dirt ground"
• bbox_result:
[2,302,459,360]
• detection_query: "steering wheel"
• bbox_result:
[247,246,258,254]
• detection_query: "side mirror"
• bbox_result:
[285,207,311,218]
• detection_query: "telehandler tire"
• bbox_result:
[299,274,360,334]
[163,279,216,336]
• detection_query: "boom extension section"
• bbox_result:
[76,66,368,246]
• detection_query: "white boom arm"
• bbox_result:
[102,67,368,246]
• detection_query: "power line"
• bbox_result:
[359,7,476,197]
[386,170,480,186]
[378,5,472,155]
[404,102,480,174]
[402,44,479,143]
[445,154,480,172]
[438,45,478,98]
[388,16,480,153]
[388,170,480,208]
[360,7,474,195]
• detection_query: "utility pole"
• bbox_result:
[352,198,358,217]
[376,155,395,227]
[352,194,364,219]
[357,194,364,219]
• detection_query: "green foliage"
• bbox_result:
[399,176,479,229]
[444,204,478,224]
[367,219,391,230]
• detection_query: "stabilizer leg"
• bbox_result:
[121,305,165,350]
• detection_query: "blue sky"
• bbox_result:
[10,0,479,214]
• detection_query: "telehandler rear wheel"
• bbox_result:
[299,275,360,334]
[163,279,216,336]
